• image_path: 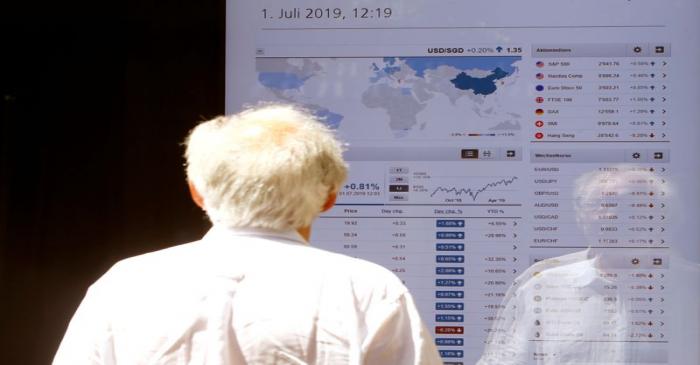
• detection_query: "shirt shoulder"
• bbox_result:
[87,240,208,298]
[96,235,408,301]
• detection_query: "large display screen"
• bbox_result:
[226,1,700,363]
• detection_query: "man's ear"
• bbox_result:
[188,181,205,209]
[321,191,337,212]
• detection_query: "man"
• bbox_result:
[54,103,442,365]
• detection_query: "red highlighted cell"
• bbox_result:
[436,326,464,334]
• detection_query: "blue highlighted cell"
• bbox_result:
[436,243,464,251]
[436,279,464,287]
[436,255,464,263]
[436,314,464,322]
[439,350,464,358]
[436,338,464,346]
[436,291,464,299]
[436,267,465,275]
[436,302,464,311]
[436,220,465,227]
[436,232,465,239]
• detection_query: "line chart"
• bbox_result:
[429,176,519,201]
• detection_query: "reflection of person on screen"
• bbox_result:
[53,104,442,365]
[477,250,628,364]
[477,166,677,364]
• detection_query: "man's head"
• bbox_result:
[184,103,348,231]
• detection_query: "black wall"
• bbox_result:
[0,1,224,363]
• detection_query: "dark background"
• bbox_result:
[0,1,224,363]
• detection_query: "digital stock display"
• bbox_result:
[226,1,700,364]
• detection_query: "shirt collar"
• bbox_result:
[202,224,308,246]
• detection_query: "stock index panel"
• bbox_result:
[226,1,700,364]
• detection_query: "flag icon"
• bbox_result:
[535,132,544,139]
[535,109,544,115]
[536,85,544,91]
[536,61,545,68]
[536,73,544,80]
[535,96,544,103]
[535,120,544,127]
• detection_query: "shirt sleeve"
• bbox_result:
[361,291,443,365]
[52,283,116,365]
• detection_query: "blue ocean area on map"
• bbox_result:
[397,56,520,77]
[258,72,309,90]
[450,67,509,95]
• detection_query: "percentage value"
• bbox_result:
[344,182,381,191]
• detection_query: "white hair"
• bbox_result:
[184,103,348,230]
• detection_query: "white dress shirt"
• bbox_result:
[53,226,442,365]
